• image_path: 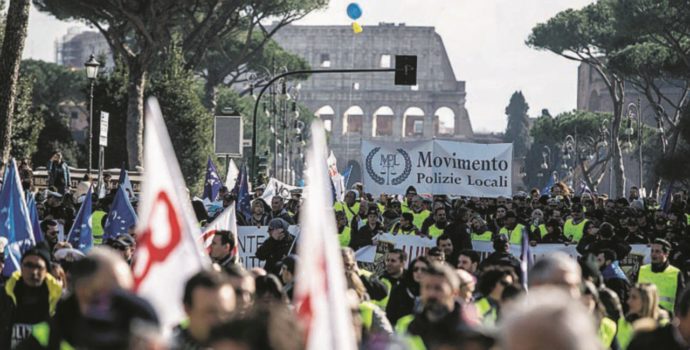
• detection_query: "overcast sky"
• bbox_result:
[23,0,594,133]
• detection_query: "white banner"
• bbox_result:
[237,225,300,269]
[361,140,512,197]
[261,177,298,203]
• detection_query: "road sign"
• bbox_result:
[395,55,417,86]
[99,111,109,147]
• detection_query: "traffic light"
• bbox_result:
[395,55,417,86]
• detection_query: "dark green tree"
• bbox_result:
[91,58,129,170]
[0,0,30,168]
[528,110,613,191]
[34,0,327,169]
[504,91,530,159]
[148,44,213,194]
[527,0,633,197]
[19,60,85,166]
[10,75,43,160]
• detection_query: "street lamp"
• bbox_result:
[626,98,643,189]
[84,54,100,175]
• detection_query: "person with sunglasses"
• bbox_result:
[386,256,431,326]
[0,245,62,348]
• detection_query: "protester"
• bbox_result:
[255,218,295,276]
[46,151,71,195]
[0,246,62,348]
[173,270,236,349]
[386,256,430,326]
[637,238,685,313]
[210,230,239,272]
[377,249,406,309]
[627,287,690,350]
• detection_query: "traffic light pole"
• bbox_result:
[251,68,396,185]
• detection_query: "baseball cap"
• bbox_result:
[268,218,289,231]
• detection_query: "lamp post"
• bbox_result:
[625,98,643,189]
[84,54,100,175]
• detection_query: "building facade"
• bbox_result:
[273,23,473,181]
[55,27,114,69]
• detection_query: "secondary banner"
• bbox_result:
[361,140,512,197]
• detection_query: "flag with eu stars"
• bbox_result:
[68,187,93,253]
[103,186,138,240]
[203,156,222,201]
[0,159,36,277]
[236,164,252,220]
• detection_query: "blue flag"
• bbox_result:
[236,165,252,219]
[341,164,353,188]
[203,156,222,201]
[26,195,43,243]
[68,187,93,253]
[0,159,36,276]
[119,165,134,200]
[103,186,138,240]
[541,172,556,196]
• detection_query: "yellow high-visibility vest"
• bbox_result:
[638,264,680,312]
[472,231,493,241]
[598,317,617,349]
[563,218,588,242]
[499,223,525,245]
[474,297,498,327]
[338,226,351,247]
[395,315,426,350]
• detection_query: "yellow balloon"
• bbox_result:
[352,22,363,34]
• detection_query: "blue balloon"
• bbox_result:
[347,3,362,20]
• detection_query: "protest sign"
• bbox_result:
[361,140,512,197]
[237,225,300,269]
[355,233,436,267]
[261,177,299,203]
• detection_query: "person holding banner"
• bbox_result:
[390,213,421,236]
[470,215,493,242]
[498,211,526,245]
[255,219,295,276]
[422,207,450,239]
[350,208,385,251]
[409,196,431,232]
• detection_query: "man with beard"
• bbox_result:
[391,213,420,235]
[409,196,431,231]
[498,211,526,245]
[637,239,685,313]
[423,207,450,239]
[563,203,588,243]
[39,220,60,253]
[394,263,466,350]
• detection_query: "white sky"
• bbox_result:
[23,0,594,133]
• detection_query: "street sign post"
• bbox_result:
[97,111,109,194]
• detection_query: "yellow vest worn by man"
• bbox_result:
[637,263,680,312]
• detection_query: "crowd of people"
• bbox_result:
[2,153,690,349]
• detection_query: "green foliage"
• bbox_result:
[504,91,530,158]
[92,58,129,169]
[148,45,214,194]
[18,60,85,166]
[10,75,43,160]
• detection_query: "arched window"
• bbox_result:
[373,106,394,137]
[403,107,425,137]
[343,106,364,135]
[434,107,455,136]
[315,105,335,132]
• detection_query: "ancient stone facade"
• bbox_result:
[273,23,473,180]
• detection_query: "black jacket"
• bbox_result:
[350,223,384,251]
[628,324,687,350]
[444,221,473,252]
[478,251,521,280]
[255,234,295,276]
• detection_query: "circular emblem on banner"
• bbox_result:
[365,147,412,186]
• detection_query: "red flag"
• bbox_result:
[294,120,356,350]
[132,97,210,335]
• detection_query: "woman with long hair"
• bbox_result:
[617,283,669,349]
[385,256,430,327]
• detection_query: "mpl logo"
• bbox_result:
[365,147,412,185]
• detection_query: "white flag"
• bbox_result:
[294,120,356,350]
[225,159,239,189]
[132,97,210,336]
[200,205,238,255]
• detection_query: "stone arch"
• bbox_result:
[343,105,364,135]
[402,106,425,137]
[434,107,456,137]
[372,106,395,137]
[315,105,335,132]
